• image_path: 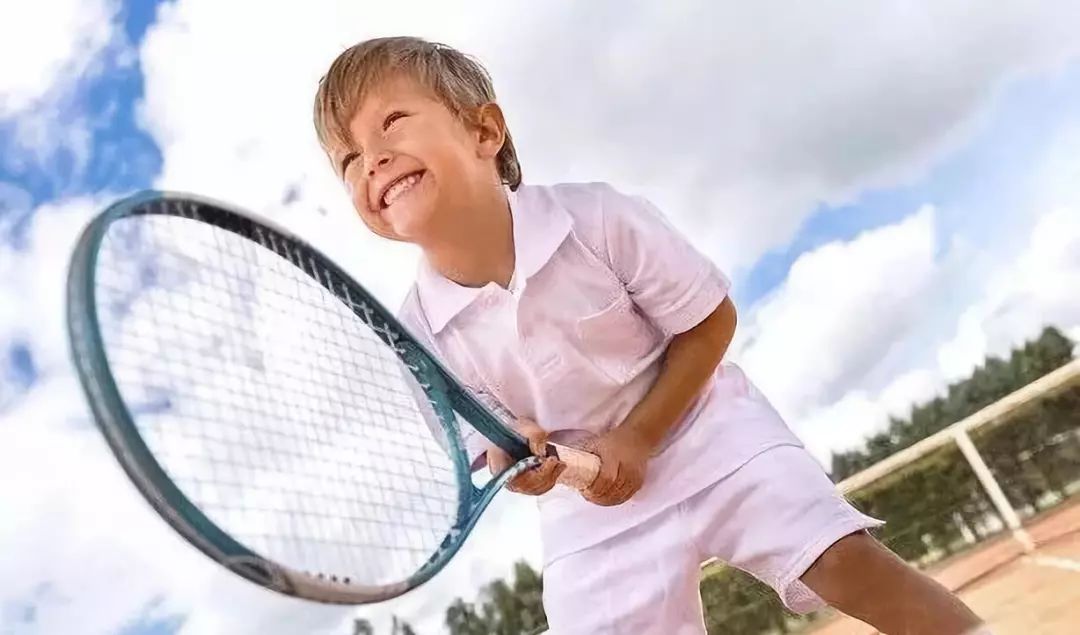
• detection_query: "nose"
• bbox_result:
[366,151,392,177]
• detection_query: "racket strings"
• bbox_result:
[99,323,447,466]
[94,208,462,586]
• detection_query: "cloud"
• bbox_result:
[0,374,543,634]
[0,0,129,178]
[739,125,1080,468]
[135,1,1080,300]
[795,368,942,464]
[934,119,1080,379]
[938,205,1080,379]
[0,190,544,634]
[734,205,939,420]
[466,1,1080,270]
[0,0,118,117]
[0,196,111,379]
[1,376,186,635]
[0,371,374,635]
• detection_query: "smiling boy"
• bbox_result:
[313,36,989,635]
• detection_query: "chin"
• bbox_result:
[387,195,440,237]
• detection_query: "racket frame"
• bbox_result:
[66,190,553,604]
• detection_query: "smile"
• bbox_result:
[381,171,424,209]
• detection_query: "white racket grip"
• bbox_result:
[546,443,601,491]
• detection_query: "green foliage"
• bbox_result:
[699,565,797,634]
[391,617,417,635]
[831,326,1076,480]
[350,616,417,635]
[445,560,548,635]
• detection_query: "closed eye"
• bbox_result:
[383,111,407,130]
[340,151,360,175]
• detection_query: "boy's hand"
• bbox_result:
[487,418,566,496]
[580,425,654,506]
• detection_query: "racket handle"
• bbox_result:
[545,443,601,491]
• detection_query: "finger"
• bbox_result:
[523,457,565,489]
[487,445,513,477]
[584,456,621,502]
[514,418,550,456]
[510,458,565,495]
[606,472,643,506]
[587,460,646,506]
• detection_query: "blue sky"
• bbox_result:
[0,1,161,209]
[2,2,1080,634]
[0,0,160,411]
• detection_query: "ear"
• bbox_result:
[473,102,507,161]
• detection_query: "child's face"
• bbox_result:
[333,75,501,244]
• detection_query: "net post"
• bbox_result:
[952,428,1035,553]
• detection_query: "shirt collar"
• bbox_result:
[415,185,572,334]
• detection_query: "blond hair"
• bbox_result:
[313,36,522,190]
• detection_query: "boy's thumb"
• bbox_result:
[514,417,549,455]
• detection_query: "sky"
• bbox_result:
[2,0,1080,633]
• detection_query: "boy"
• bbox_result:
[313,36,989,634]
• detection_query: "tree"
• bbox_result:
[829,326,1076,481]
[445,560,547,635]
[391,616,417,635]
[446,598,490,635]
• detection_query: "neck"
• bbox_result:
[424,182,514,289]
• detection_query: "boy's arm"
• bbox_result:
[621,295,736,450]
[581,297,736,506]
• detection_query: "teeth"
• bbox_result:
[382,173,421,208]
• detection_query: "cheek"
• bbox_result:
[346,178,373,215]
[348,181,381,227]
[347,181,363,210]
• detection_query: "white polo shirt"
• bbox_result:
[399,182,803,561]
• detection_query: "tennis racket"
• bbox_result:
[66,191,600,604]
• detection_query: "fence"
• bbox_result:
[699,359,1080,634]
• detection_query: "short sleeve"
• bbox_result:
[598,186,731,335]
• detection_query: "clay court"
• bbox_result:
[808,500,1080,635]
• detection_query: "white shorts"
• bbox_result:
[541,445,883,635]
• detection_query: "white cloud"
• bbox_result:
[0,0,118,117]
[0,191,543,633]
[735,205,939,421]
[0,368,543,634]
[738,200,1080,468]
[938,205,1080,379]
[796,368,941,465]
[0,372,372,635]
[739,126,1080,468]
[0,196,108,375]
[135,0,1080,299]
[1,376,190,634]
[471,1,1080,270]
[0,0,126,176]
[936,118,1080,379]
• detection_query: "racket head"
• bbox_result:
[65,191,536,604]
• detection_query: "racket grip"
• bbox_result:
[546,443,601,491]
